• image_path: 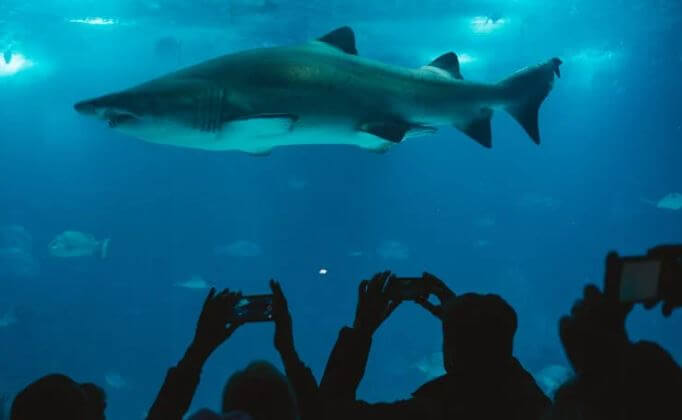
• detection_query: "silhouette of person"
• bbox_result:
[148,280,318,420]
[10,374,106,420]
[1,393,7,420]
[549,251,682,419]
[320,271,549,420]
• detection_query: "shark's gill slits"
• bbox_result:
[196,88,226,133]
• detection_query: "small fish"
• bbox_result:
[175,275,210,289]
[415,352,446,379]
[48,231,110,258]
[3,50,11,65]
[377,240,409,260]
[533,365,573,397]
[214,240,262,257]
[656,193,682,210]
[287,177,307,191]
[473,215,496,228]
[104,372,127,389]
[474,239,491,248]
[0,308,17,328]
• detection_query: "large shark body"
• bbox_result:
[74,27,561,154]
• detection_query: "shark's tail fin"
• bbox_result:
[100,238,110,259]
[499,57,562,144]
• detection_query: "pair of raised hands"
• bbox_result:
[560,249,681,376]
[352,271,455,336]
[191,279,294,357]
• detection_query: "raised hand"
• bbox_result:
[192,288,243,357]
[559,283,632,376]
[353,271,402,336]
[270,279,295,355]
[647,245,682,317]
[415,272,455,320]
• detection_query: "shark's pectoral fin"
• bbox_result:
[454,108,493,148]
[422,52,463,79]
[226,114,298,137]
[317,26,358,55]
[359,121,437,143]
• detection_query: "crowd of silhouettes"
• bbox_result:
[4,245,682,420]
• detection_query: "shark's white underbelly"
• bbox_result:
[121,115,396,154]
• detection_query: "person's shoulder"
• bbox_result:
[627,340,682,381]
[411,374,451,399]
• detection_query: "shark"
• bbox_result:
[74,26,562,154]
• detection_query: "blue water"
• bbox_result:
[1,1,681,418]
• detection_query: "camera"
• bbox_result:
[232,294,274,322]
[386,277,429,300]
[605,245,682,305]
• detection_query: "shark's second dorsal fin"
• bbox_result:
[423,52,463,79]
[317,26,358,55]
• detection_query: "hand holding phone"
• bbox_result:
[394,272,456,320]
[648,245,682,316]
[605,245,682,316]
[193,288,244,355]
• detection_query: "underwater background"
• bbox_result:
[1,0,681,418]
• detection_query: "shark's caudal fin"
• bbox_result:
[100,238,110,259]
[500,58,562,144]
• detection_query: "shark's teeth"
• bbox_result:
[107,113,137,128]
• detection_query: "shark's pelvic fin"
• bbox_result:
[454,108,493,148]
[359,121,437,143]
[317,26,358,55]
[361,142,393,154]
[424,52,463,80]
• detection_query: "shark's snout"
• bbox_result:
[74,94,141,129]
[74,100,98,116]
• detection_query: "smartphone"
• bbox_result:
[387,277,428,300]
[617,257,663,303]
[232,294,273,322]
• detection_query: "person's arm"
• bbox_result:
[0,393,6,420]
[321,330,438,420]
[270,279,320,420]
[319,272,406,412]
[147,288,243,420]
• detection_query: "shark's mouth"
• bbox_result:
[106,112,138,128]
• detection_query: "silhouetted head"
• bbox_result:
[442,293,517,374]
[80,382,107,420]
[10,374,106,420]
[222,361,297,420]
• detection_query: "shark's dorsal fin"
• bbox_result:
[423,52,463,80]
[317,26,358,55]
